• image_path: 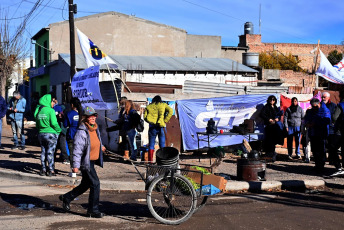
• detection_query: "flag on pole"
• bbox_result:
[76,28,117,68]
[315,50,344,84]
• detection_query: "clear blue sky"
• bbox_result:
[1,0,344,47]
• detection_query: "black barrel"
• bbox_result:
[156,147,179,167]
[237,159,266,181]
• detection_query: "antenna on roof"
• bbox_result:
[259,4,261,35]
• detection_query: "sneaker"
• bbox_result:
[47,171,56,177]
[288,156,293,160]
[87,211,104,218]
[39,169,46,176]
[295,155,302,160]
[330,168,344,177]
[304,158,310,163]
[63,160,70,165]
[19,146,26,150]
[11,146,18,150]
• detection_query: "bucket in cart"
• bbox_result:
[156,147,179,167]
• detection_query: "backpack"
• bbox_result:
[131,111,144,132]
[136,118,145,132]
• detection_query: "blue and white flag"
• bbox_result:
[77,28,117,68]
[177,94,277,150]
[316,50,344,84]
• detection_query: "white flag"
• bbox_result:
[316,50,344,84]
[77,28,117,68]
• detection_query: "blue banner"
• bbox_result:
[71,65,109,110]
[177,94,279,150]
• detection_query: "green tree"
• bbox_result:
[327,50,343,65]
[259,51,303,71]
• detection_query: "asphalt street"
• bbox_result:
[0,178,343,230]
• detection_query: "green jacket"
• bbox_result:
[34,94,61,135]
[144,102,173,127]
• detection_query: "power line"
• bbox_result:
[23,0,105,14]
[181,0,315,44]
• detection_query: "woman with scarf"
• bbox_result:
[260,95,283,162]
[59,106,106,218]
[284,97,304,160]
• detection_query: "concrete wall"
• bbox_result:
[221,48,247,63]
[49,12,187,61]
[186,34,221,58]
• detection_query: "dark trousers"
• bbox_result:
[57,133,69,161]
[264,125,276,154]
[310,136,326,170]
[63,161,100,213]
[67,140,74,166]
[328,134,342,169]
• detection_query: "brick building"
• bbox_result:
[239,34,344,72]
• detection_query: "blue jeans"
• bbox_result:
[38,133,58,171]
[127,128,137,160]
[287,126,301,156]
[0,119,2,146]
[148,126,166,150]
[11,120,25,147]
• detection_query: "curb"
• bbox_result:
[225,179,325,192]
[0,168,145,191]
[0,168,325,192]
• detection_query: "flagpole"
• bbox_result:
[312,40,320,87]
[110,67,132,93]
[105,64,120,109]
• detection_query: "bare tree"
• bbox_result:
[0,16,28,98]
[0,0,43,98]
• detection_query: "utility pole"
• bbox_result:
[69,0,77,81]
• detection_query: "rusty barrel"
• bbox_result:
[237,159,266,181]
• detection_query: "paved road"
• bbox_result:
[0,178,343,230]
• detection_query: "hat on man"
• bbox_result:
[84,106,98,116]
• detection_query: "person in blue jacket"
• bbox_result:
[8,91,26,150]
[304,98,331,173]
[0,95,7,149]
[63,97,82,177]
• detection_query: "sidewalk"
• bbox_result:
[0,123,343,192]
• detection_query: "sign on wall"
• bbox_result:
[71,65,109,110]
[177,94,278,150]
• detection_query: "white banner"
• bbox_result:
[316,50,344,84]
[71,65,109,110]
[77,28,117,68]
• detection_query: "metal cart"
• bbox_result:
[133,163,210,225]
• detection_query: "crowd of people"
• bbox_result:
[2,89,344,216]
[260,91,344,176]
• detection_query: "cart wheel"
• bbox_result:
[147,174,197,225]
[194,196,208,213]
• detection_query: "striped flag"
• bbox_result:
[76,28,117,68]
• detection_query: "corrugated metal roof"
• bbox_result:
[184,81,289,96]
[184,80,246,96]
[59,53,258,73]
